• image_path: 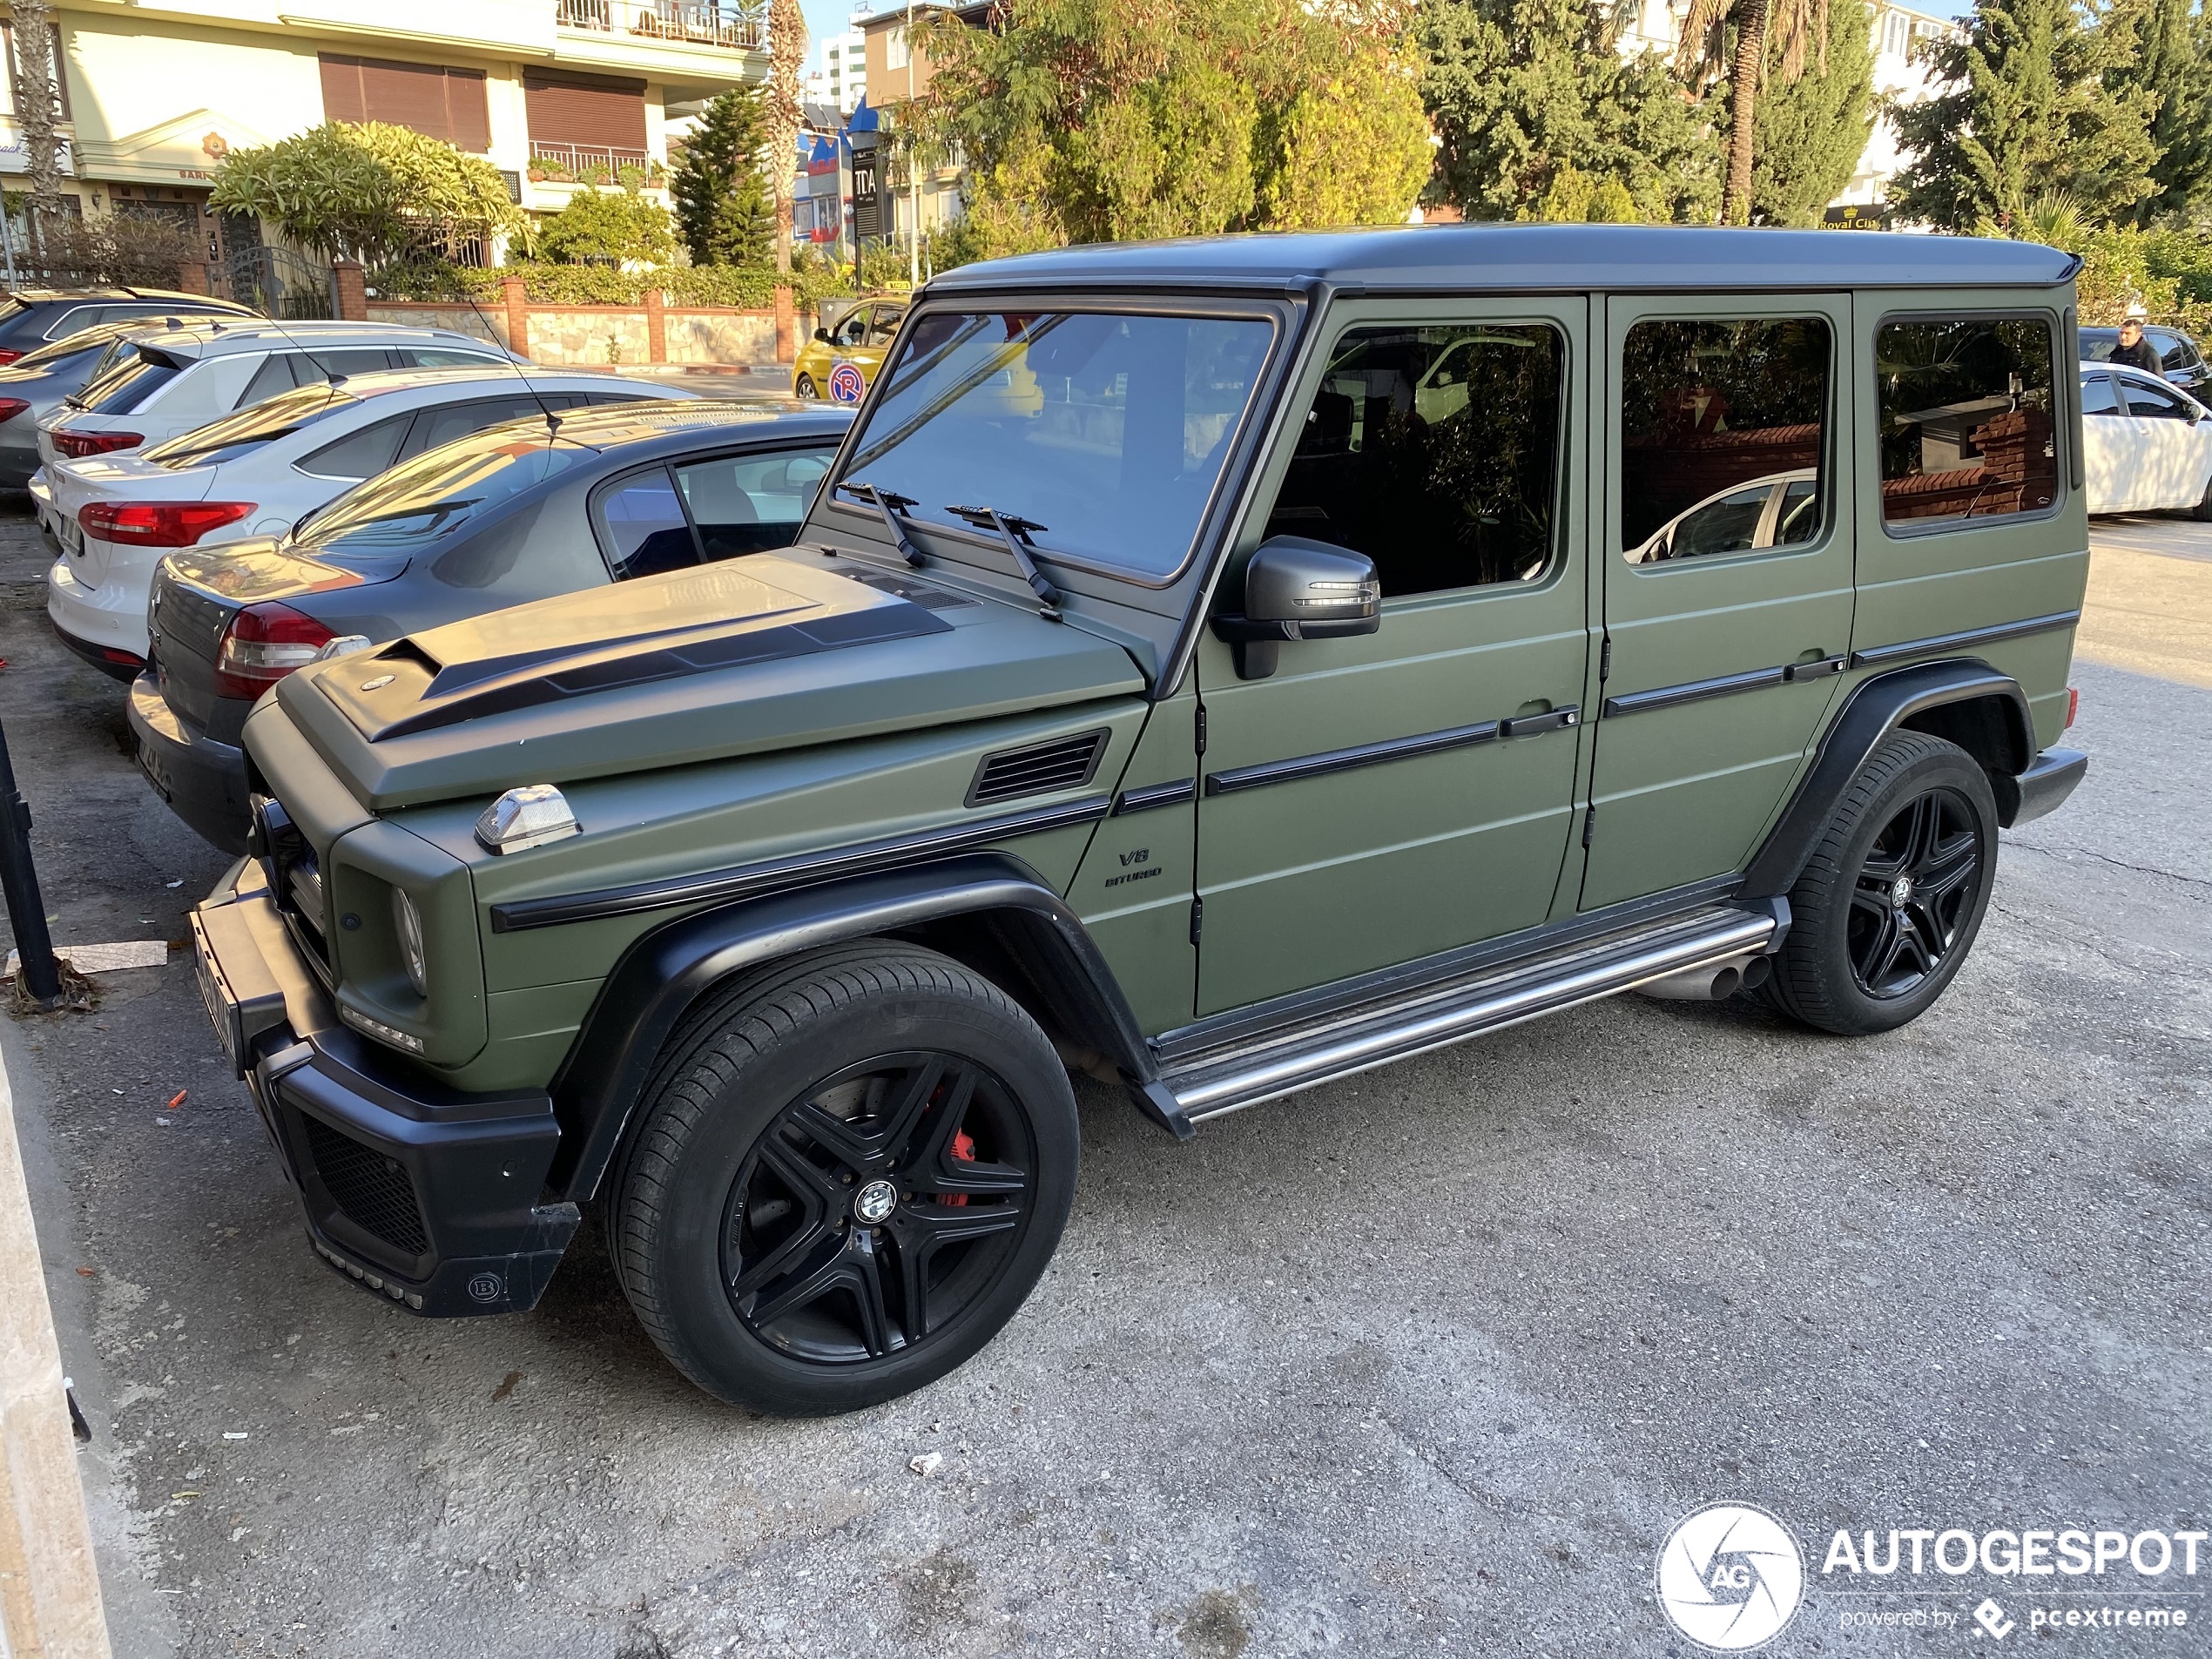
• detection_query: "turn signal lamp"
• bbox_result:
[475,786,579,855]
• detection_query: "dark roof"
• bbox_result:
[927,225,2082,294]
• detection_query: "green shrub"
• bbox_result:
[536,185,678,266]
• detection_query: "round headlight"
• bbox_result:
[391,887,427,997]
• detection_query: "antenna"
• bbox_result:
[460,288,561,438]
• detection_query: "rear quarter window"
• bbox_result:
[1876,316,2058,529]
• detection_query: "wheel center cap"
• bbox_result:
[853,1178,898,1225]
[1891,874,1914,906]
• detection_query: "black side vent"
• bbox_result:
[967,729,1110,806]
[303,1116,430,1258]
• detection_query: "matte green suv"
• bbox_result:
[193,226,2089,1414]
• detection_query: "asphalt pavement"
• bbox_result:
[3,509,2206,1658]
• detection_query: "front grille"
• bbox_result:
[967,729,1109,806]
[303,1116,430,1258]
[254,793,330,981]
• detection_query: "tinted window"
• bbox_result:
[2079,330,2118,363]
[674,445,833,561]
[867,309,902,347]
[1264,322,1561,595]
[40,305,106,340]
[2123,376,2192,419]
[598,468,696,578]
[2080,372,2121,415]
[406,347,505,368]
[301,434,600,552]
[1622,317,1830,558]
[406,395,557,456]
[841,309,1276,581]
[298,347,401,381]
[1878,317,2057,526]
[145,382,355,468]
[832,310,869,347]
[297,410,413,479]
[74,349,184,414]
[237,353,297,408]
[2149,329,2198,371]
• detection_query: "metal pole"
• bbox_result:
[0,723,58,1007]
[0,196,17,289]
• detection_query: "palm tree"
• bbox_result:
[1677,0,1830,224]
[8,0,71,254]
[766,0,807,278]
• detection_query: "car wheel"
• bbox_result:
[609,942,1079,1416]
[1763,731,1998,1037]
[2193,469,2212,522]
[795,373,819,399]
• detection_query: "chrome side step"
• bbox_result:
[1162,904,1777,1123]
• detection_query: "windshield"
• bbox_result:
[837,308,1277,581]
[145,381,355,469]
[300,427,597,551]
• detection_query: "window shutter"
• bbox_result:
[523,69,647,151]
[319,54,489,152]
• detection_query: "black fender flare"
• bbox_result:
[1740,658,2033,899]
[543,853,1184,1203]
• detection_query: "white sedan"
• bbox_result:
[44,366,687,674]
[2081,360,2212,516]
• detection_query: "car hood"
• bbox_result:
[268,555,1146,811]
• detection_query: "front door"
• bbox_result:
[1193,300,1590,1016]
[2115,370,2205,510]
[1581,294,1857,910]
[2078,368,2131,513]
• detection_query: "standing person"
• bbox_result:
[2114,311,2166,377]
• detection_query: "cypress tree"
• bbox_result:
[2121,0,2212,224]
[1891,0,2159,230]
[1750,0,1876,225]
[671,86,776,267]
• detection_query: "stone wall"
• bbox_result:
[353,272,789,369]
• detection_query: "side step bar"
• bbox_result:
[1161,904,1778,1124]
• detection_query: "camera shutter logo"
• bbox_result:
[829,362,867,404]
[1657,1503,1805,1651]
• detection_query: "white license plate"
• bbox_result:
[60,516,81,556]
[195,942,239,1071]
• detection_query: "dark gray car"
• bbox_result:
[132,397,853,851]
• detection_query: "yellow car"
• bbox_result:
[794,300,904,405]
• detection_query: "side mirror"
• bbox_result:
[1211,536,1379,680]
[813,327,831,342]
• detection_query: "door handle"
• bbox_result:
[1784,655,1846,681]
[1498,705,1581,738]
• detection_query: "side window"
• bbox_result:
[2080,372,2122,416]
[1620,317,1829,563]
[867,308,903,347]
[597,467,698,579]
[833,308,870,348]
[236,352,300,408]
[297,412,413,479]
[1877,316,2057,527]
[300,347,401,381]
[672,446,833,561]
[405,395,554,457]
[2123,376,2192,420]
[41,305,105,339]
[1263,320,1563,596]
[2150,330,2195,372]
[404,347,504,368]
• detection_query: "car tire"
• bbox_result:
[609,941,1079,1416]
[2193,470,2212,521]
[1762,731,1999,1037]
[795,373,819,399]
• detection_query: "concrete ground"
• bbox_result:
[2,509,2206,1658]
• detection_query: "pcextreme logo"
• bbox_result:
[1657,1503,1807,1651]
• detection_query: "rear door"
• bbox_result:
[2077,369,2133,513]
[1192,297,1589,1015]
[2116,370,2205,509]
[1581,293,1854,909]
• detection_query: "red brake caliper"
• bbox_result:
[942,1129,976,1206]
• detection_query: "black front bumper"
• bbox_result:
[192,860,578,1318]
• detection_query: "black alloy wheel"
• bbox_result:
[1845,786,1983,1000]
[1763,730,1999,1036]
[610,941,1079,1414]
[726,1052,1035,1364]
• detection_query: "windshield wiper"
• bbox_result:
[836,480,926,566]
[946,504,1062,620]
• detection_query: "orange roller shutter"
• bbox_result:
[523,69,648,151]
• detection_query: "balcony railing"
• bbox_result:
[527,142,658,185]
[555,0,766,51]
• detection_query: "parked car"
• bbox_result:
[0,312,260,489]
[2080,360,2212,516]
[1628,469,1820,563]
[2079,322,2209,390]
[30,319,517,505]
[0,286,255,367]
[46,366,685,676]
[136,398,850,850]
[792,299,905,402]
[192,226,2087,1414]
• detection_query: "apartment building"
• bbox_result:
[0,0,771,264]
[803,15,867,113]
[851,1,987,244]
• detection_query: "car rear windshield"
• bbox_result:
[299,428,599,551]
[834,308,1278,581]
[12,323,132,371]
[71,347,185,415]
[145,381,357,469]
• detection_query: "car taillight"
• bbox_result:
[214,602,335,700]
[0,398,27,423]
[52,429,145,459]
[79,501,255,548]
[0,350,21,367]
[2066,686,2079,729]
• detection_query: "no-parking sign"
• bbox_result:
[829,362,867,403]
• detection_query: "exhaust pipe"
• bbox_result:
[1636,951,1771,1001]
